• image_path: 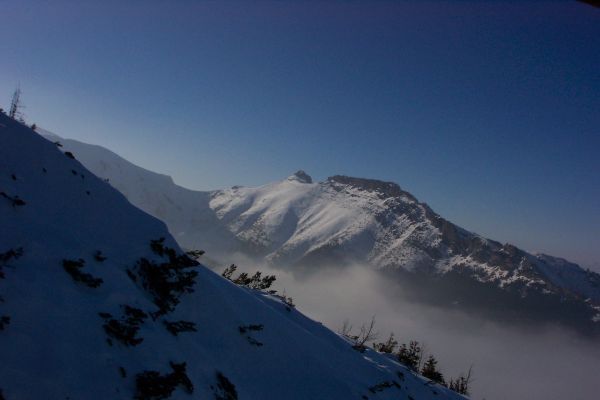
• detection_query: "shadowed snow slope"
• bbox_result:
[1,116,463,399]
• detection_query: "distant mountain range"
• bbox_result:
[42,130,600,335]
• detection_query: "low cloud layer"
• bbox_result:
[217,255,600,400]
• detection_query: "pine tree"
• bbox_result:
[9,86,24,120]
[397,340,422,371]
[421,355,445,385]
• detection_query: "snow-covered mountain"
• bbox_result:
[211,173,600,332]
[42,131,600,334]
[1,116,465,399]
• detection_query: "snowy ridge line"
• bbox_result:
[40,129,600,332]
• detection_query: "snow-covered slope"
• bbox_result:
[40,129,239,255]
[41,131,600,333]
[210,173,438,269]
[1,116,465,399]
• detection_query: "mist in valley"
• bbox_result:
[213,255,600,400]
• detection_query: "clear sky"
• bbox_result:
[1,0,598,268]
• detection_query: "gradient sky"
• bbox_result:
[1,1,598,268]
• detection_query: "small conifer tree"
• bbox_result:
[421,355,445,385]
[397,340,423,371]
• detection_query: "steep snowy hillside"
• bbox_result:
[1,116,465,399]
[40,130,239,256]
[41,131,600,334]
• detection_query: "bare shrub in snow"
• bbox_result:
[0,247,23,279]
[238,324,263,334]
[340,317,379,352]
[368,380,401,393]
[214,371,238,400]
[128,238,199,317]
[339,319,355,339]
[353,316,379,352]
[0,192,26,207]
[99,305,148,346]
[62,258,103,288]
[163,320,197,336]
[238,324,264,346]
[373,332,398,354]
[0,315,10,331]
[93,250,106,262]
[448,366,473,396]
[273,290,295,311]
[134,361,193,400]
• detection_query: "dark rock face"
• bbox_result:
[328,175,418,201]
[292,170,313,184]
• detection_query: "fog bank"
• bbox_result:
[217,256,600,400]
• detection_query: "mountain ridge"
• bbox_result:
[42,130,600,334]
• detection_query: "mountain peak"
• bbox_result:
[288,170,313,184]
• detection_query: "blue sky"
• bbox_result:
[1,0,598,268]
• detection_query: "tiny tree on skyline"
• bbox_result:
[9,86,25,121]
